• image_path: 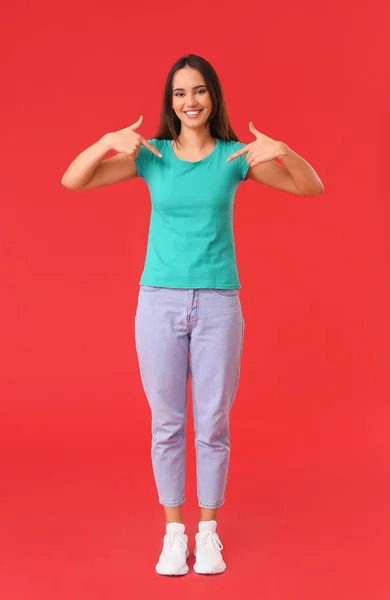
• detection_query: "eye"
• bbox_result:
[174,88,207,97]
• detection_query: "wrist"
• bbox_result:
[101,133,113,151]
[277,142,290,159]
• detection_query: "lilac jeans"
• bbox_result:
[134,285,245,509]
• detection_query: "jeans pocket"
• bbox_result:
[140,285,162,292]
[213,288,240,296]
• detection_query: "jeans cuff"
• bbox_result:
[198,499,225,509]
[159,497,185,508]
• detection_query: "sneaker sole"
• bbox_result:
[156,563,189,576]
[193,560,226,574]
[155,549,190,576]
[193,546,226,574]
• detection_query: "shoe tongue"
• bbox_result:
[198,520,217,533]
[166,522,185,535]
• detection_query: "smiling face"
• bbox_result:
[172,66,213,130]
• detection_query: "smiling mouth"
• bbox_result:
[184,109,203,118]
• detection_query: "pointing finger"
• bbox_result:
[140,136,163,158]
[226,145,249,162]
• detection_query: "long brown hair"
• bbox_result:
[154,54,241,144]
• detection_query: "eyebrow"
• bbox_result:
[173,84,207,92]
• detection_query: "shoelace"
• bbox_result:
[166,532,188,553]
[199,530,224,553]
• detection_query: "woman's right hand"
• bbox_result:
[104,115,162,159]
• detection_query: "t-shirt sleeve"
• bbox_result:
[230,141,250,182]
[134,138,159,179]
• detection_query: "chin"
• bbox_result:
[182,116,210,126]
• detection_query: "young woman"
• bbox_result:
[61,54,324,576]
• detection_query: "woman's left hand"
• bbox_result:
[226,122,287,167]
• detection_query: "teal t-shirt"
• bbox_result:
[134,137,250,289]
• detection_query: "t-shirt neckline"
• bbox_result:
[169,138,219,164]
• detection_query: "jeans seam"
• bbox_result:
[191,352,200,503]
[229,316,244,409]
[135,345,149,399]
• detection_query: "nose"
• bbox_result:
[185,94,200,108]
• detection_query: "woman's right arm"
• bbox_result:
[61,134,138,191]
[61,116,162,191]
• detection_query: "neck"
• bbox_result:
[175,125,213,149]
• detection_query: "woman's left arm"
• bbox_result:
[277,143,324,196]
[227,122,324,197]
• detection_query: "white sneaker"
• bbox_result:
[193,520,226,574]
[155,522,190,576]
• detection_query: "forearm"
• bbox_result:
[61,134,112,189]
[278,143,324,196]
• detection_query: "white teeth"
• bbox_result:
[186,111,200,115]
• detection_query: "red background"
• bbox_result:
[1,1,389,598]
